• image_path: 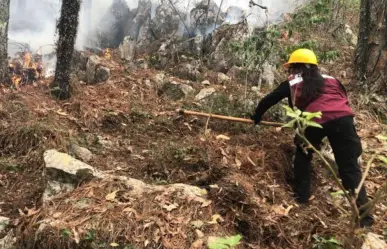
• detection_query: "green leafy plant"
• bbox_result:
[207,234,242,249]
[83,229,95,241]
[285,0,333,33]
[61,228,72,238]
[313,235,342,249]
[230,27,281,71]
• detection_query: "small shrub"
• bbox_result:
[313,235,342,249]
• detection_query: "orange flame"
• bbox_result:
[23,52,32,68]
[11,75,22,90]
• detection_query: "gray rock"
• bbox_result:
[95,66,111,82]
[72,50,88,71]
[371,94,385,103]
[362,232,387,249]
[70,143,93,162]
[0,217,10,232]
[97,136,115,149]
[195,88,216,100]
[190,0,225,37]
[345,24,357,45]
[43,150,105,201]
[177,63,201,81]
[153,73,166,87]
[201,80,210,86]
[44,149,104,183]
[136,58,149,69]
[208,21,249,71]
[43,181,75,201]
[150,1,180,39]
[145,79,152,88]
[85,55,100,83]
[127,0,152,42]
[217,73,231,84]
[119,36,136,61]
[77,70,86,82]
[260,62,275,88]
[0,229,15,249]
[251,86,260,94]
[340,70,347,79]
[159,81,194,100]
[180,84,195,96]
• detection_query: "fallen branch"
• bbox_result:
[249,0,268,9]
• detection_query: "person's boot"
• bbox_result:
[359,214,374,228]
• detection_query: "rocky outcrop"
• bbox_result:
[85,55,111,84]
[176,63,201,81]
[158,81,194,100]
[151,1,180,39]
[43,150,208,201]
[205,21,250,72]
[95,66,111,82]
[85,55,100,83]
[43,149,104,200]
[189,0,225,36]
[119,36,136,61]
[69,143,93,162]
[195,87,216,100]
[217,72,231,84]
[128,0,152,42]
[258,62,275,88]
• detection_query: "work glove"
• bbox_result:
[250,113,261,125]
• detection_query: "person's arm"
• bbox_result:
[251,80,291,124]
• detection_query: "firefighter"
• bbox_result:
[251,48,374,227]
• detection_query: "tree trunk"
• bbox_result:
[355,0,387,95]
[51,0,81,100]
[0,0,10,85]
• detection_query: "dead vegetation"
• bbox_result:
[0,59,385,248]
[0,1,386,248]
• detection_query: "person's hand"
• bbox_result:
[250,113,261,125]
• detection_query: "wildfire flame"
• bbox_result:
[23,51,32,68]
[12,75,22,90]
[8,51,44,89]
[103,48,112,59]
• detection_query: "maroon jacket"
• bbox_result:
[253,73,354,124]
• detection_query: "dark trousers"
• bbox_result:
[293,115,370,216]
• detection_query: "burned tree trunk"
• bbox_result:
[354,0,387,94]
[0,0,10,85]
[50,0,81,100]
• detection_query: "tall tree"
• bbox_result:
[50,0,81,100]
[0,0,10,85]
[354,0,387,95]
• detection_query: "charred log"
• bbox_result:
[50,0,81,100]
[355,0,387,95]
[0,0,11,85]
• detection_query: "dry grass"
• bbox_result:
[16,179,220,249]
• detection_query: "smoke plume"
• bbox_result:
[8,0,309,56]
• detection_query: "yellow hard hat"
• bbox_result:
[283,48,318,68]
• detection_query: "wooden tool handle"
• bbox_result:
[178,109,284,127]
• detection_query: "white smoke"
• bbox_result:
[7,0,309,69]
